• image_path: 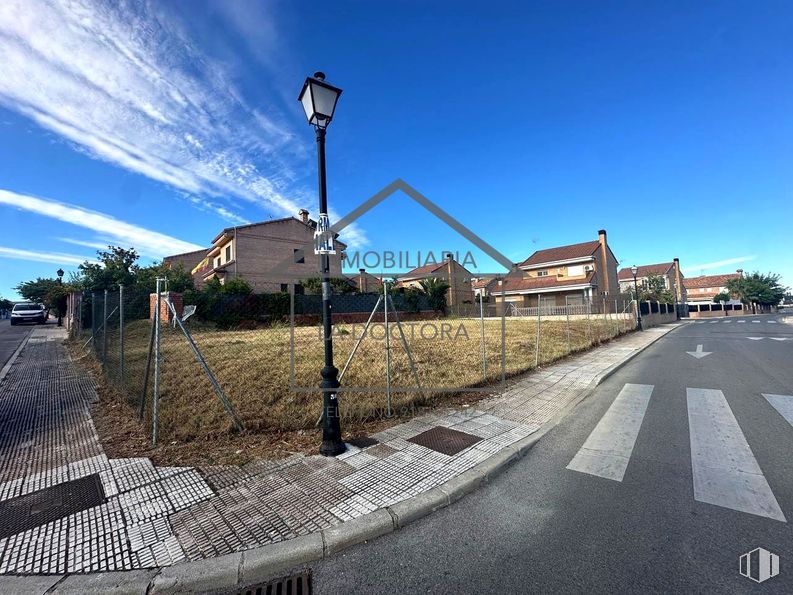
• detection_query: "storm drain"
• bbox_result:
[408,426,482,455]
[0,473,105,539]
[234,569,312,595]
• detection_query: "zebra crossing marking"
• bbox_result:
[687,388,786,522]
[567,384,653,482]
[763,394,793,428]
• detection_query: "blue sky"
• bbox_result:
[1,0,791,300]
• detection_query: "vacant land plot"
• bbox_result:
[96,314,633,446]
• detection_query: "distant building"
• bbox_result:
[164,209,346,293]
[683,270,743,305]
[494,230,619,308]
[395,254,474,306]
[346,268,383,294]
[617,258,686,304]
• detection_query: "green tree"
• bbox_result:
[638,274,675,304]
[302,277,356,295]
[712,292,730,303]
[76,246,139,291]
[14,278,69,316]
[418,277,450,314]
[136,262,194,294]
[725,272,786,311]
[0,296,14,311]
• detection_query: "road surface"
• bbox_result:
[0,319,36,371]
[309,314,793,593]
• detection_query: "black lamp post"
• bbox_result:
[298,72,346,456]
[56,268,64,327]
[631,265,643,331]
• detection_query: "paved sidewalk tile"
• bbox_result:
[0,324,675,575]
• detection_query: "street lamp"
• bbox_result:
[56,268,64,327]
[298,71,345,456]
[630,265,643,331]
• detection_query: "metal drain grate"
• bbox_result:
[235,569,312,595]
[0,473,105,539]
[408,426,482,455]
[347,436,379,448]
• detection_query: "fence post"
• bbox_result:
[479,293,487,381]
[383,281,392,418]
[535,301,541,368]
[102,289,108,367]
[152,279,162,445]
[119,285,125,386]
[566,306,571,353]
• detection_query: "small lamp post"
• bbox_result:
[56,268,64,327]
[631,265,643,331]
[298,72,346,456]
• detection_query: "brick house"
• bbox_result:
[617,258,686,304]
[395,255,474,306]
[493,230,620,308]
[683,270,743,305]
[166,209,346,293]
[163,248,209,276]
[472,276,499,300]
[346,268,383,294]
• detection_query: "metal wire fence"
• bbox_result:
[72,285,663,444]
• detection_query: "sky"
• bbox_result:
[1,0,791,300]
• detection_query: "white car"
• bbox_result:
[10,303,48,326]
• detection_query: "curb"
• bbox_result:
[6,323,680,594]
[0,328,33,386]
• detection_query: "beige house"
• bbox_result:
[494,230,620,307]
[617,258,687,303]
[166,209,345,293]
[395,255,474,306]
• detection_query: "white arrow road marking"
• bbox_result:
[687,388,786,522]
[770,338,789,341]
[747,337,764,341]
[687,344,712,359]
[567,384,654,482]
[764,394,793,428]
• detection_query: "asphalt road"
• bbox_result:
[0,319,36,370]
[309,314,793,594]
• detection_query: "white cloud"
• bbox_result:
[0,189,203,258]
[0,0,310,223]
[0,246,91,266]
[682,255,756,273]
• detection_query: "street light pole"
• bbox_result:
[56,268,64,327]
[631,266,643,331]
[299,71,345,456]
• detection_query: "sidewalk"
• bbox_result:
[0,323,679,592]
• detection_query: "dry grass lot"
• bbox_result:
[101,314,634,450]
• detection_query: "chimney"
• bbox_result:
[447,254,456,306]
[597,229,610,295]
[298,209,309,225]
[359,268,366,293]
[737,269,743,277]
[673,257,683,302]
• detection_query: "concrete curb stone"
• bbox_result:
[322,508,395,557]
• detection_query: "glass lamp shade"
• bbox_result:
[298,73,342,128]
[630,266,638,276]
[57,268,64,278]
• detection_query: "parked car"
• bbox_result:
[10,303,48,325]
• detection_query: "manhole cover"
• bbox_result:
[0,474,105,539]
[408,426,482,455]
[234,569,312,595]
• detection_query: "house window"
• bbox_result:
[280,283,288,292]
[536,270,549,277]
[700,288,705,293]
[294,249,305,264]
[215,258,221,268]
[225,245,232,262]
[567,265,585,277]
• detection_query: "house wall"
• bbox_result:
[164,250,207,276]
[227,219,344,292]
[524,261,593,282]
[594,240,620,297]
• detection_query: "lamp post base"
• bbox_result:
[319,365,346,457]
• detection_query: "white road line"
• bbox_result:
[752,320,761,323]
[768,321,778,324]
[747,337,764,341]
[687,388,786,522]
[723,321,732,324]
[770,338,788,341]
[764,394,793,428]
[710,321,719,324]
[738,320,746,323]
[567,384,654,482]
